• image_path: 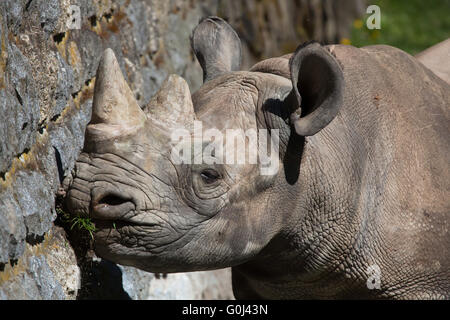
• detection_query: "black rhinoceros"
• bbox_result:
[66,17,450,299]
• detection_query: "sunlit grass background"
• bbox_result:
[348,0,450,55]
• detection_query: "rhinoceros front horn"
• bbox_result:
[86,48,146,142]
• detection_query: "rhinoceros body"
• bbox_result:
[66,17,450,299]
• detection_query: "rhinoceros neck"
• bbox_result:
[233,44,450,299]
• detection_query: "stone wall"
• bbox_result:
[219,0,366,68]
[0,0,363,300]
[0,0,235,300]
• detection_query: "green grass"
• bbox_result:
[56,207,96,239]
[70,217,96,239]
[349,0,450,55]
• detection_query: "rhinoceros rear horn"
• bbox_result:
[145,74,195,130]
[191,16,242,82]
[87,48,146,141]
[289,42,344,136]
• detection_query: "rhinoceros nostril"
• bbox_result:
[98,195,129,206]
[92,193,136,220]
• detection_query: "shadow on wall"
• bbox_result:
[76,260,234,300]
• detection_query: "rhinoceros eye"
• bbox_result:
[200,169,221,184]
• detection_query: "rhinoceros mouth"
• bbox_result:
[93,219,158,230]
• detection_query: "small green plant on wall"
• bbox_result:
[56,207,96,239]
[70,216,96,239]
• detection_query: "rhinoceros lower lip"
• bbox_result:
[92,201,135,220]
[92,204,159,228]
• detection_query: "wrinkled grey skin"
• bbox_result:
[66,17,450,299]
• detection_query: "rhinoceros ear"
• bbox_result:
[289,42,344,136]
[191,16,242,83]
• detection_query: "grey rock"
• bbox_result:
[0,89,20,174]
[165,13,194,76]
[52,52,74,119]
[1,0,25,35]
[119,266,234,300]
[0,272,42,300]
[125,55,168,107]
[125,0,151,56]
[14,171,55,240]
[119,265,155,300]
[76,30,104,81]
[0,226,80,299]
[27,255,65,299]
[37,0,61,34]
[40,227,81,299]
[0,189,26,263]
[50,123,81,178]
[49,98,92,178]
[1,41,39,173]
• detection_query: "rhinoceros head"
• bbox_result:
[66,17,343,272]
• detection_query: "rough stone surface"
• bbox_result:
[0,0,362,300]
[0,0,234,300]
[0,227,76,300]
